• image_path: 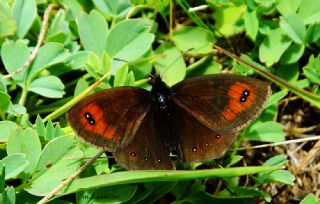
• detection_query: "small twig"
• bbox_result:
[188,5,208,12]
[278,96,299,105]
[237,135,320,150]
[296,140,320,172]
[2,4,58,80]
[37,149,105,204]
[286,125,320,135]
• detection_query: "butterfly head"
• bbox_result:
[150,75,172,110]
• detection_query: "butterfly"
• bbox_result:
[67,74,271,170]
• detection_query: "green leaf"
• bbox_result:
[84,52,103,79]
[266,170,295,185]
[45,120,55,141]
[0,91,10,113]
[280,43,305,64]
[277,64,299,82]
[25,136,83,196]
[0,80,6,93]
[263,155,288,167]
[1,186,16,204]
[47,10,70,41]
[245,121,285,142]
[12,0,36,38]
[257,155,290,184]
[53,124,64,138]
[303,55,320,83]
[0,18,17,37]
[259,28,291,66]
[0,162,4,191]
[35,115,46,138]
[127,182,158,203]
[280,12,306,44]
[276,0,301,15]
[29,76,65,98]
[60,0,83,19]
[92,0,133,18]
[114,65,129,87]
[65,51,90,71]
[172,26,215,55]
[0,18,16,37]
[59,166,278,196]
[235,56,256,76]
[223,155,244,167]
[1,40,30,84]
[78,185,137,203]
[181,190,257,203]
[6,104,26,115]
[74,78,89,97]
[7,128,41,178]
[0,1,16,37]
[140,182,177,203]
[78,10,108,57]
[1,153,29,180]
[266,90,288,108]
[155,44,186,86]
[228,186,271,201]
[295,79,310,89]
[106,19,155,73]
[27,43,70,84]
[187,57,222,77]
[0,121,18,143]
[304,66,320,83]
[305,24,320,43]
[214,5,246,37]
[244,8,259,40]
[298,0,320,24]
[102,51,111,74]
[126,71,135,86]
[300,194,320,204]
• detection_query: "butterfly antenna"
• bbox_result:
[113,57,154,79]
[160,48,194,78]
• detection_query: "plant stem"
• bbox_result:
[19,88,28,106]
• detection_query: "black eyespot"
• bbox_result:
[240,89,250,103]
[192,147,198,152]
[84,112,95,125]
[215,134,221,139]
[130,152,136,157]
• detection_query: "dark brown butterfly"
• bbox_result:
[67,74,271,170]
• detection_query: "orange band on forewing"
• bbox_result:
[80,103,116,140]
[222,82,256,122]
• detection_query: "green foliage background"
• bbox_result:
[0,0,319,203]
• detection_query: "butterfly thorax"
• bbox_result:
[150,76,172,112]
[149,76,182,157]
